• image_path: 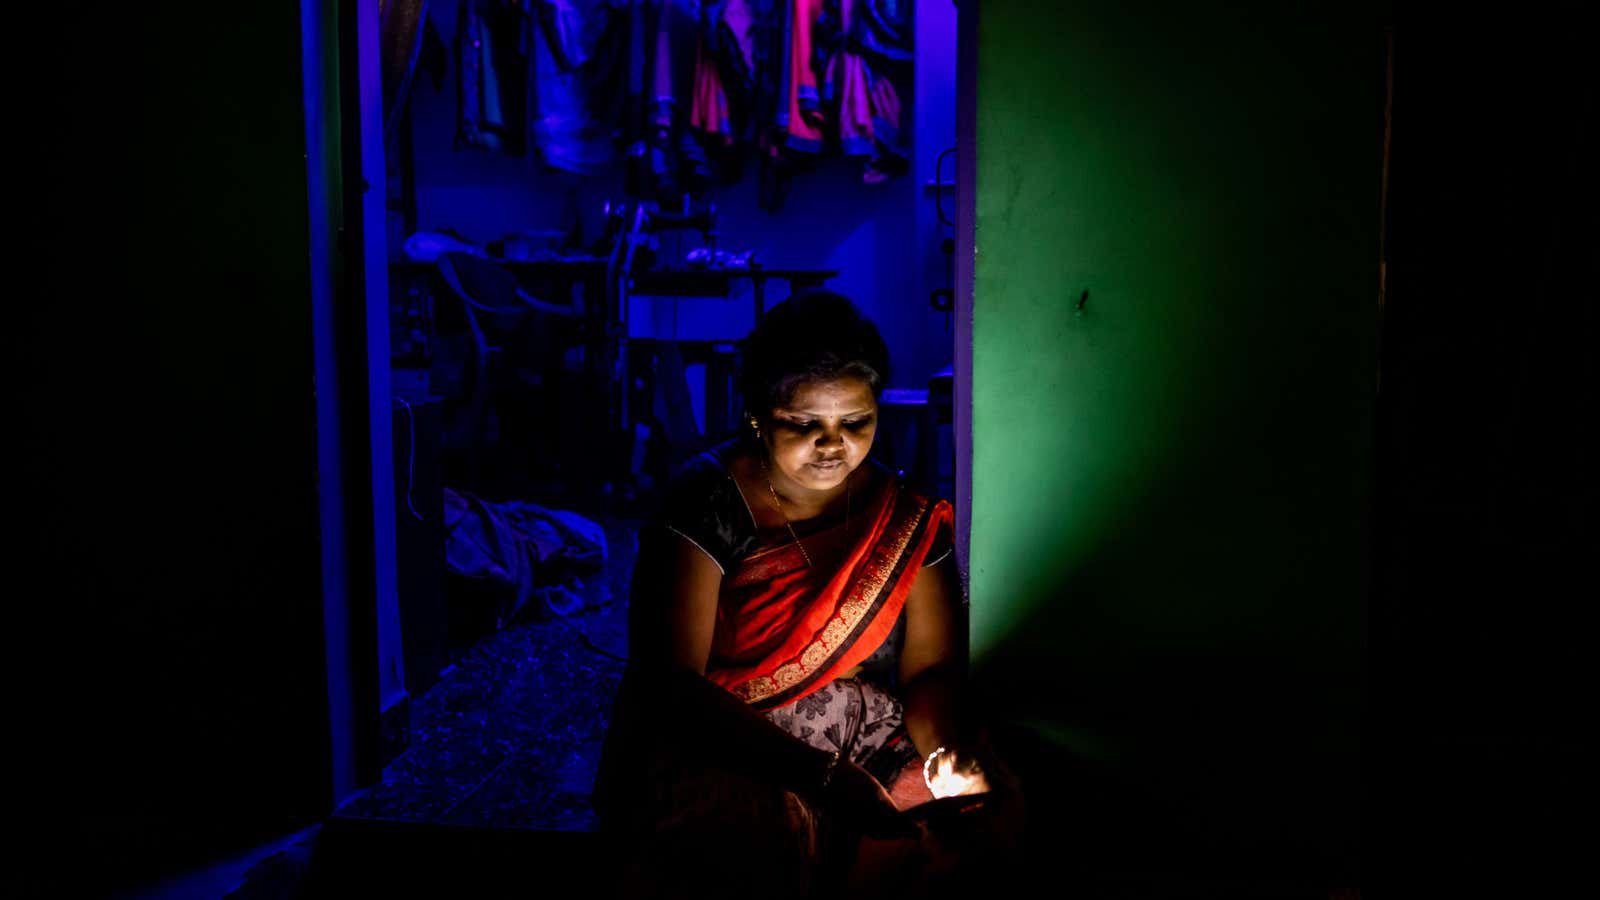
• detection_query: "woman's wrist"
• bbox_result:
[922,744,987,798]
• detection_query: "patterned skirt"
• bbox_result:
[610,676,933,898]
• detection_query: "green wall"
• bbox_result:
[969,0,1379,871]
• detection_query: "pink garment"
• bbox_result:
[826,51,875,155]
[689,0,760,146]
[691,43,734,143]
[821,0,904,161]
[785,0,827,150]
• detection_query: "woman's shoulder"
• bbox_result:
[663,437,750,502]
[865,464,954,567]
[645,437,759,572]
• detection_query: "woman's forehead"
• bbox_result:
[775,376,877,413]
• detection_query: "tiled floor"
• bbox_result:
[333,509,638,832]
[120,503,639,898]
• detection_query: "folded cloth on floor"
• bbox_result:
[443,487,609,626]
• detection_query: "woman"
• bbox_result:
[595,292,1002,897]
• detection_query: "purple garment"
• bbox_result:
[530,0,627,173]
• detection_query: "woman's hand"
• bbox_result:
[820,757,922,840]
[924,747,990,799]
[970,730,1023,798]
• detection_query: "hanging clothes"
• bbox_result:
[456,0,531,154]
[647,0,714,195]
[688,0,758,146]
[820,0,910,178]
[446,1,917,204]
[854,0,913,63]
[529,0,627,174]
[777,0,827,152]
[690,42,734,144]
[711,0,759,105]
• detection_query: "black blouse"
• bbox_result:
[640,438,955,687]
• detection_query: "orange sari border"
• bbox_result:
[709,481,953,711]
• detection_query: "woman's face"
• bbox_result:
[763,376,879,495]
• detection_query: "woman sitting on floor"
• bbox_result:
[594,292,1015,898]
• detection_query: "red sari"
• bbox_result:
[707,473,954,711]
[597,467,952,895]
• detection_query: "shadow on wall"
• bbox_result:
[969,466,1362,885]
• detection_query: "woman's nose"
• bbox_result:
[815,428,845,448]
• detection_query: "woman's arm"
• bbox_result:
[625,533,840,794]
[899,551,984,788]
[615,531,931,837]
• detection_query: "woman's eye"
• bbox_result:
[777,417,872,431]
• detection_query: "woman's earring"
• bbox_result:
[747,415,761,438]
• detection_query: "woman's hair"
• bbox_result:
[740,291,891,418]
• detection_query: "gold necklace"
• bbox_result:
[759,457,850,569]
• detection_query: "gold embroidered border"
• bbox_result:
[733,676,777,703]
[732,492,929,705]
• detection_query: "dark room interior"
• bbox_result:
[18,0,1591,897]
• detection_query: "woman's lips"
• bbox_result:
[809,460,845,471]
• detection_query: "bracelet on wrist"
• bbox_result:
[922,746,950,793]
[923,745,988,798]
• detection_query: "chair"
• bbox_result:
[432,252,584,490]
